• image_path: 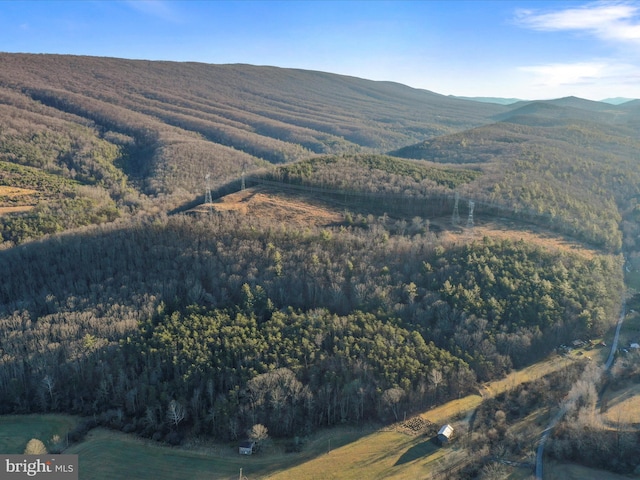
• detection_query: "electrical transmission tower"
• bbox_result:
[204,174,213,213]
[467,200,475,229]
[451,192,460,226]
[241,170,246,191]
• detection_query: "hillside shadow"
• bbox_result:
[394,436,440,466]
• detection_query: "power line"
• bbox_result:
[467,200,475,229]
[204,173,213,213]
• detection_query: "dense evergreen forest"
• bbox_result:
[0,54,636,446]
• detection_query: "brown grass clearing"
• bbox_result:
[479,353,577,400]
[0,205,34,215]
[435,217,600,259]
[0,186,37,197]
[0,186,37,215]
[193,187,344,228]
[601,381,640,425]
[199,186,602,260]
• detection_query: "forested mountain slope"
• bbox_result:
[0,53,504,196]
[0,211,623,441]
[0,54,632,449]
[390,100,640,251]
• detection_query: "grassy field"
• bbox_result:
[0,352,590,480]
[0,414,77,453]
[68,429,252,480]
[545,461,637,480]
[268,354,588,480]
[602,382,640,424]
[64,427,371,480]
[601,313,640,425]
[266,428,465,480]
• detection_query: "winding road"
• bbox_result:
[534,302,626,479]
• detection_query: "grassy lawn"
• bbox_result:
[0,414,77,453]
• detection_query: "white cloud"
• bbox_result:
[516,1,640,43]
[519,62,608,87]
[517,60,640,99]
[512,2,640,98]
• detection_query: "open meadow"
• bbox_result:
[0,415,77,453]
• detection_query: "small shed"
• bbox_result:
[238,440,255,455]
[437,424,454,445]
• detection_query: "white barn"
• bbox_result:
[437,424,454,445]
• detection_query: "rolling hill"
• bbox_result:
[389,98,640,251]
[0,53,505,198]
[0,53,638,477]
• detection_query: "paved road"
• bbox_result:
[534,302,626,479]
[605,304,626,371]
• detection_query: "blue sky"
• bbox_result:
[1,0,640,100]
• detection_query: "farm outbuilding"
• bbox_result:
[437,424,454,445]
[238,440,255,455]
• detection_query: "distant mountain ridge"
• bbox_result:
[455,95,639,106]
[0,53,508,196]
[452,95,524,105]
[601,97,637,105]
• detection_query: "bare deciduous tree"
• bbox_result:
[381,387,404,421]
[429,368,443,402]
[42,374,55,401]
[167,399,186,428]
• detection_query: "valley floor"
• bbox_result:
[3,335,637,480]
